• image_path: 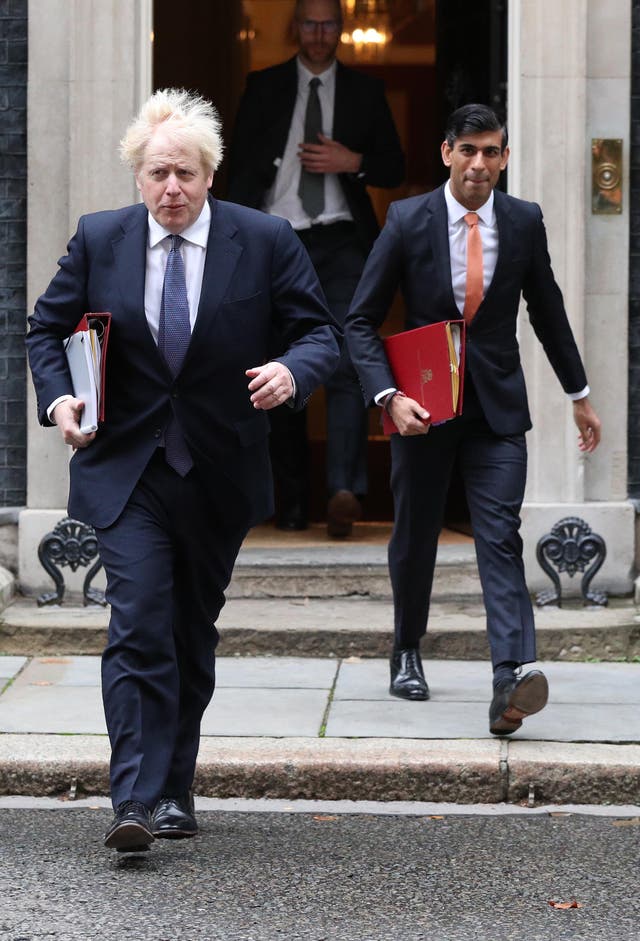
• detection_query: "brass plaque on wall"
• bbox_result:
[592,138,622,214]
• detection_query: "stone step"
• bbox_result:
[1,595,638,661]
[227,542,480,600]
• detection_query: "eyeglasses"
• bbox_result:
[299,19,341,35]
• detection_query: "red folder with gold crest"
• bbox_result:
[382,320,465,434]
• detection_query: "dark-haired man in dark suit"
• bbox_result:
[345,104,601,734]
[228,0,404,536]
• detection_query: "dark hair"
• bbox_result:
[445,104,508,151]
[294,0,343,21]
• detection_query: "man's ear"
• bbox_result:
[500,147,510,171]
[441,140,452,168]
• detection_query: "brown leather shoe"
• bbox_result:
[327,490,362,538]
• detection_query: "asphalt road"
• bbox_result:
[0,804,638,941]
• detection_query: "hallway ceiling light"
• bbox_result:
[341,0,392,53]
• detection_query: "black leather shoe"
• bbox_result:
[104,800,154,852]
[390,647,430,701]
[489,670,549,735]
[151,794,198,839]
[327,490,362,538]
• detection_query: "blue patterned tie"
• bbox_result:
[158,234,193,476]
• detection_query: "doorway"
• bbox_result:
[152,0,507,526]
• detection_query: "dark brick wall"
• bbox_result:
[630,1,640,496]
[0,0,27,506]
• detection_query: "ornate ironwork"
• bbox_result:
[37,517,106,607]
[535,516,607,607]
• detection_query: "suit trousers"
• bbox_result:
[388,391,536,668]
[272,222,369,506]
[95,449,247,809]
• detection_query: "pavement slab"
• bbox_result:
[0,656,26,687]
[201,688,329,737]
[0,654,639,803]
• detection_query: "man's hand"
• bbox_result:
[52,398,96,448]
[573,396,601,453]
[387,394,431,436]
[298,134,362,175]
[246,362,294,410]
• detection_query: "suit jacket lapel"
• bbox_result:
[272,57,299,154]
[333,62,349,140]
[482,189,516,310]
[429,186,459,316]
[111,206,162,362]
[187,197,243,354]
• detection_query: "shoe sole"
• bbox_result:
[389,684,430,702]
[104,820,154,851]
[152,828,198,839]
[490,672,549,735]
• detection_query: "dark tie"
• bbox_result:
[298,77,325,219]
[158,234,194,476]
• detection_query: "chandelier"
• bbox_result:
[341,0,392,52]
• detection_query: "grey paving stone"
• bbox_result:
[216,656,337,689]
[0,656,26,684]
[325,699,640,743]
[537,661,640,702]
[335,658,493,701]
[16,656,101,687]
[0,685,105,734]
[510,704,640,743]
[201,688,329,737]
[325,699,489,739]
[335,659,640,705]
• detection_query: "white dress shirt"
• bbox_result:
[444,180,498,315]
[144,200,210,341]
[376,181,588,403]
[263,58,353,229]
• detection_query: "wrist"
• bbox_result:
[384,390,406,414]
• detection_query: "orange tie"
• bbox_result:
[463,211,483,323]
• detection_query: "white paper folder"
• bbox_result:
[63,313,111,435]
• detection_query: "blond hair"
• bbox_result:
[120,88,224,173]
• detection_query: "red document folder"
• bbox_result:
[382,320,465,434]
[64,312,111,430]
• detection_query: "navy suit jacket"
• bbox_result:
[27,197,340,530]
[345,185,588,435]
[227,57,405,252]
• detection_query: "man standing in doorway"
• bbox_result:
[27,88,340,851]
[228,0,405,537]
[345,104,601,734]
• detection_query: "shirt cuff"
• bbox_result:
[569,385,590,401]
[47,394,74,423]
[374,387,397,406]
